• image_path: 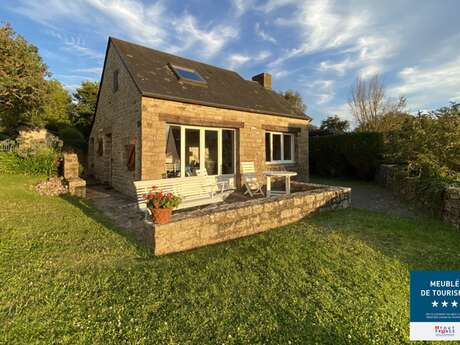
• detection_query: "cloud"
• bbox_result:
[271,69,293,79]
[318,35,395,79]
[174,14,238,57]
[227,50,271,69]
[272,0,369,60]
[307,80,335,105]
[84,0,167,47]
[74,67,103,74]
[388,54,460,110]
[12,0,238,58]
[359,64,381,79]
[228,54,251,69]
[265,0,398,86]
[319,103,354,125]
[318,58,351,76]
[255,23,277,44]
[257,0,298,13]
[62,36,104,60]
[231,0,253,17]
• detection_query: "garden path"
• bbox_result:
[311,177,424,219]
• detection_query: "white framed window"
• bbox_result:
[165,124,236,178]
[265,131,295,164]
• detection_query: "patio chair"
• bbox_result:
[241,162,264,197]
[196,169,228,193]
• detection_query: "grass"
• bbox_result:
[1,175,459,344]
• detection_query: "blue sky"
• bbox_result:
[2,0,460,125]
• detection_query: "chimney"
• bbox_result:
[252,72,272,90]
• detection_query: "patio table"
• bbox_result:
[263,171,297,197]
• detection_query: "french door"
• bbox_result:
[166,124,235,178]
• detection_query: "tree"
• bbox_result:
[279,90,307,114]
[42,79,72,126]
[70,80,99,137]
[0,23,49,132]
[319,115,350,134]
[348,75,407,132]
[386,102,460,181]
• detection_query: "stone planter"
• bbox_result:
[150,208,172,224]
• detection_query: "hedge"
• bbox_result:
[309,132,384,179]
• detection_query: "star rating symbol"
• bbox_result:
[432,300,439,307]
[442,300,449,307]
[452,300,458,308]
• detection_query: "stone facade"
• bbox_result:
[89,42,310,197]
[140,97,309,187]
[150,183,351,255]
[88,43,142,196]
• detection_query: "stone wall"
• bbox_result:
[377,164,460,229]
[63,151,80,180]
[88,42,142,196]
[62,150,86,197]
[151,183,350,255]
[141,97,310,188]
[444,187,460,229]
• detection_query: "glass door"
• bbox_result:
[204,130,218,175]
[168,125,235,178]
[184,128,200,176]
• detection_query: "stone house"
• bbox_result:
[89,37,311,196]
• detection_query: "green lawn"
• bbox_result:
[1,175,459,344]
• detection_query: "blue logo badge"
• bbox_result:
[410,271,460,340]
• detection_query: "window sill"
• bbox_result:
[265,161,296,165]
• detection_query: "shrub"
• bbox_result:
[0,151,59,176]
[385,103,460,183]
[0,135,61,176]
[58,127,87,151]
[310,132,384,179]
[381,103,460,215]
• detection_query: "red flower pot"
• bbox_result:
[150,208,172,224]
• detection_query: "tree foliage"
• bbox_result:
[319,115,350,134]
[70,81,99,137]
[386,102,460,183]
[279,89,307,114]
[0,23,49,131]
[42,79,72,126]
[348,75,407,132]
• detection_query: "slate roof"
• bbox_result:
[110,37,309,120]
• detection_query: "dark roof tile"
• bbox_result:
[110,37,310,120]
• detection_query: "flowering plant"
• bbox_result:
[143,186,181,209]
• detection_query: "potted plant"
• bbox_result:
[143,186,181,224]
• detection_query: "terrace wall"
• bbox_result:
[151,183,351,255]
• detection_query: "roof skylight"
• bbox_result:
[170,64,205,83]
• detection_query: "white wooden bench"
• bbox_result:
[133,176,224,214]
